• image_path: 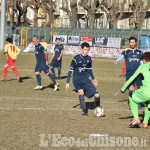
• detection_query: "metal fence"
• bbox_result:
[4,25,150,49]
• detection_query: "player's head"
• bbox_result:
[32,37,39,45]
[6,38,13,44]
[41,37,45,42]
[142,52,150,64]
[81,42,90,56]
[129,37,137,49]
[56,38,60,45]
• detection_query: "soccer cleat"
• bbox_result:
[34,85,43,90]
[82,109,88,116]
[142,123,148,128]
[57,76,61,80]
[17,74,21,82]
[54,82,59,91]
[129,118,141,127]
[1,77,6,81]
[120,74,124,77]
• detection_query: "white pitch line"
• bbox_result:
[0,96,118,103]
[0,107,144,112]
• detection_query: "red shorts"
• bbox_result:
[6,53,15,67]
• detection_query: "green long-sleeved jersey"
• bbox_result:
[121,62,150,92]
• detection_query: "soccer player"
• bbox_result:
[40,38,48,51]
[116,52,150,128]
[50,38,64,79]
[32,37,59,91]
[1,38,21,82]
[66,42,101,116]
[113,37,143,109]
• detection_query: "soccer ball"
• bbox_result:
[94,106,105,117]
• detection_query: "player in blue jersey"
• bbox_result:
[50,38,64,80]
[32,37,59,91]
[66,42,101,116]
[113,37,143,109]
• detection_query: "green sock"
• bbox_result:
[129,96,138,120]
[143,107,150,124]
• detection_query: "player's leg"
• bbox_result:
[120,60,126,77]
[78,89,87,116]
[57,67,61,79]
[135,75,143,110]
[57,61,62,79]
[9,59,20,82]
[128,88,148,127]
[34,64,43,90]
[94,93,100,107]
[143,102,150,128]
[128,85,134,109]
[34,72,43,90]
[1,63,9,81]
[43,64,59,91]
[50,61,56,78]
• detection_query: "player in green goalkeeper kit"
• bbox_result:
[116,52,150,128]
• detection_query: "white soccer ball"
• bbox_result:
[94,106,105,117]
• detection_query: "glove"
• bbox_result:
[115,90,123,96]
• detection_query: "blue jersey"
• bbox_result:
[67,54,95,83]
[122,49,143,73]
[53,44,64,60]
[35,43,46,63]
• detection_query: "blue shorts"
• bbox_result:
[50,60,62,68]
[126,72,143,88]
[73,78,98,98]
[35,63,49,74]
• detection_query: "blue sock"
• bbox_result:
[58,67,61,77]
[36,74,41,86]
[128,90,133,104]
[79,95,86,110]
[129,90,133,97]
[51,68,55,76]
[48,73,56,84]
[95,97,100,107]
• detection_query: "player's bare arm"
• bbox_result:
[51,52,55,62]
[44,51,48,65]
[66,83,70,91]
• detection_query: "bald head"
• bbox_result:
[32,37,39,45]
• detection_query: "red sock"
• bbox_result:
[4,67,7,78]
[12,67,19,76]
[122,61,126,75]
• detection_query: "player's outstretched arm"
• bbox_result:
[113,55,124,65]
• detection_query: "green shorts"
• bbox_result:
[132,88,150,107]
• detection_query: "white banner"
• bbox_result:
[68,36,80,45]
[107,37,121,48]
[53,35,67,44]
[24,44,124,58]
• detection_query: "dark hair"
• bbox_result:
[129,37,137,42]
[56,38,60,41]
[6,37,13,43]
[142,52,150,62]
[81,42,90,49]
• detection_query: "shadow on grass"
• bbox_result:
[42,84,60,91]
[5,76,33,82]
[72,102,96,110]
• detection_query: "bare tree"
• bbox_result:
[61,0,77,28]
[129,0,150,29]
[42,0,56,26]
[101,0,127,29]
[78,0,101,28]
